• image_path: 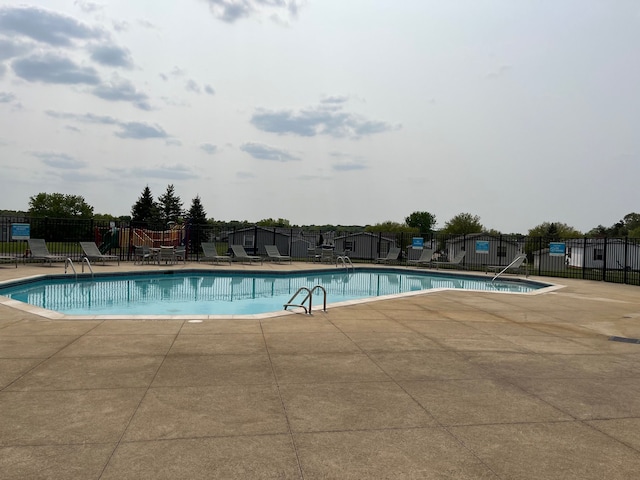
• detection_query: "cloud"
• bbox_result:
[32,152,87,169]
[74,1,104,14]
[0,38,32,61]
[251,101,398,139]
[204,84,215,95]
[89,44,134,68]
[0,6,103,46]
[12,53,101,84]
[240,142,300,162]
[129,164,198,180]
[115,122,168,139]
[185,79,201,93]
[0,92,15,103]
[46,110,169,139]
[329,151,368,171]
[200,143,218,154]
[91,76,151,110]
[202,0,303,23]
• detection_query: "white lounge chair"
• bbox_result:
[431,251,466,269]
[265,245,292,263]
[79,241,119,265]
[375,246,401,264]
[27,238,66,265]
[230,245,263,264]
[486,253,527,275]
[200,242,232,264]
[407,248,435,267]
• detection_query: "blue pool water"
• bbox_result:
[0,269,546,316]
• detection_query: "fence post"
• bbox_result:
[602,236,608,282]
[624,236,629,285]
[582,237,587,279]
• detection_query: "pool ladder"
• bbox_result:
[335,254,354,270]
[284,285,327,314]
[65,257,94,278]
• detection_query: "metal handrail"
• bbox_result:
[491,256,528,282]
[283,285,327,314]
[64,258,77,278]
[82,256,94,277]
[335,253,354,270]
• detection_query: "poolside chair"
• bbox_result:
[174,246,186,264]
[230,245,263,264]
[431,251,466,270]
[200,242,232,264]
[375,246,401,264]
[265,245,292,264]
[27,238,66,265]
[79,241,119,265]
[0,255,18,268]
[486,253,528,276]
[134,245,152,265]
[407,248,435,267]
[158,245,177,265]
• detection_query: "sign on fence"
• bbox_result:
[11,224,30,240]
[412,237,424,249]
[475,240,489,254]
[549,242,566,257]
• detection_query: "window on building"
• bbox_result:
[243,235,254,248]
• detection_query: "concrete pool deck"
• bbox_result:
[1,262,640,479]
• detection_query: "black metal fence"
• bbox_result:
[1,216,639,286]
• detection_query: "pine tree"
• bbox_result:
[158,184,183,224]
[131,185,161,227]
[187,195,208,253]
[187,195,207,225]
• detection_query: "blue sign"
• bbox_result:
[549,242,566,256]
[11,223,30,240]
[475,240,489,254]
[412,237,424,249]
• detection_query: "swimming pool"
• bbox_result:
[0,268,551,318]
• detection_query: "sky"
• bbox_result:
[1,0,639,234]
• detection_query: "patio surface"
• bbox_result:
[1,262,640,479]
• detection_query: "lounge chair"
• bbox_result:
[407,248,435,267]
[0,255,18,268]
[230,245,263,264]
[486,253,527,276]
[375,246,401,264]
[79,241,119,265]
[431,251,466,269]
[200,242,232,264]
[265,245,292,263]
[27,238,66,265]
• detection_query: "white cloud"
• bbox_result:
[240,142,300,162]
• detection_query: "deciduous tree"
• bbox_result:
[405,211,437,233]
[441,213,483,235]
[28,193,93,218]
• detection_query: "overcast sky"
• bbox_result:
[1,1,638,233]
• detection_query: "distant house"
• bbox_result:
[334,232,396,260]
[565,238,640,270]
[532,238,640,271]
[444,233,522,268]
[223,227,291,256]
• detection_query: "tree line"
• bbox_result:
[9,187,640,239]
